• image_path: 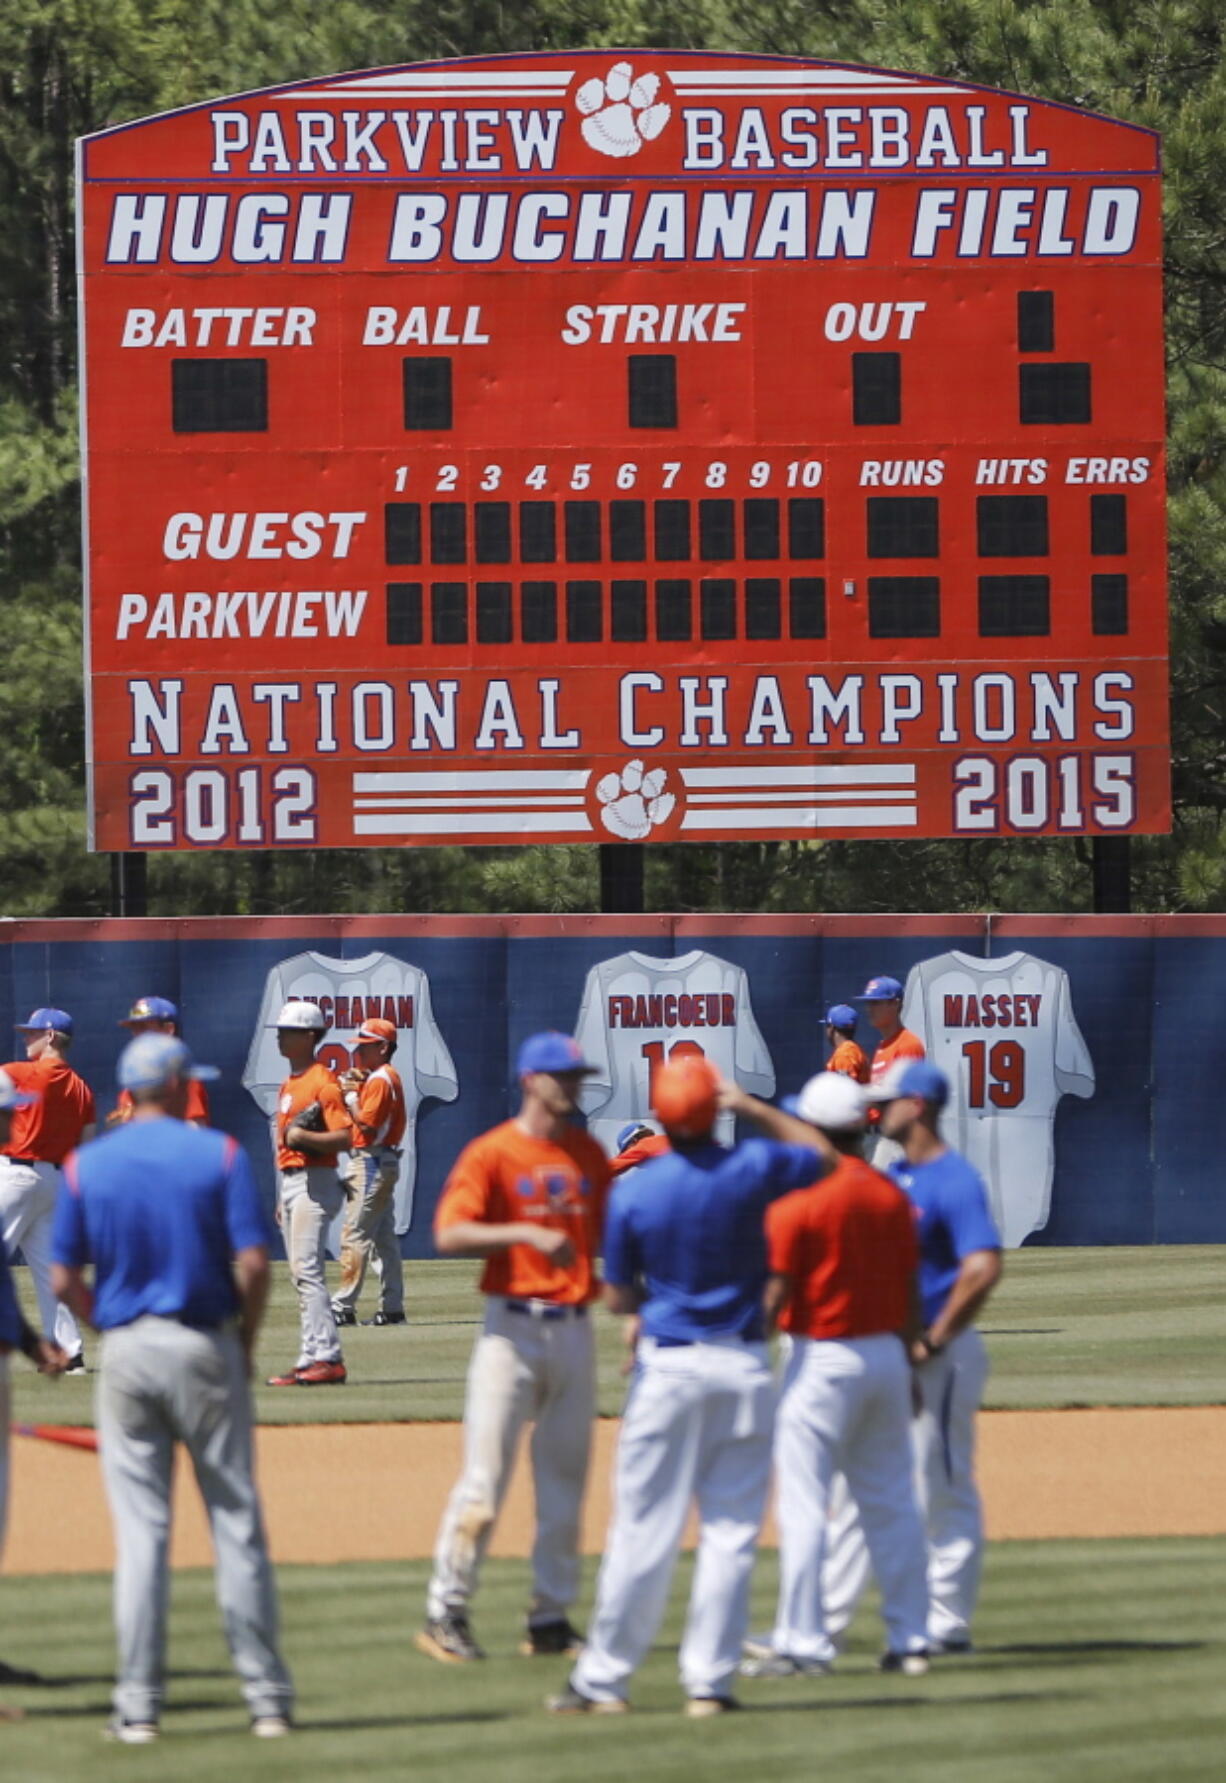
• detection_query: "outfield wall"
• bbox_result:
[0,913,1217,1250]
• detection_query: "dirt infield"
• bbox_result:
[6,1407,1226,1576]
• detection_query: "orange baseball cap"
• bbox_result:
[651,1055,720,1140]
[355,1017,397,1045]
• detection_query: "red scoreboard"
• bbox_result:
[77,50,1167,851]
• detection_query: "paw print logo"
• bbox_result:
[575,61,671,159]
[596,760,676,840]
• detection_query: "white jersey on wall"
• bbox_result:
[242,950,459,1232]
[901,950,1094,1248]
[573,949,776,1150]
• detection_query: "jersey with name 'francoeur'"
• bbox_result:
[435,1120,611,1306]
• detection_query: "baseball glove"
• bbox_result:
[293,1100,327,1133]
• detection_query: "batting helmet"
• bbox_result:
[651,1054,720,1139]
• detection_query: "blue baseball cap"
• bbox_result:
[0,1068,37,1111]
[852,976,904,1002]
[120,995,179,1027]
[16,1007,73,1036]
[615,1120,656,1152]
[875,1059,949,1107]
[516,1031,597,1077]
[118,1033,220,1093]
[825,1003,858,1028]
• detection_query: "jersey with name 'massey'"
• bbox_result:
[901,950,1094,1247]
[573,949,775,1152]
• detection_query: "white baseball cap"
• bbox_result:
[794,1071,868,1133]
[275,999,327,1032]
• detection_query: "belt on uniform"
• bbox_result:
[504,1299,587,1321]
[3,1156,43,1166]
[653,1331,758,1348]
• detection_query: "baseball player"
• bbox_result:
[823,1060,1003,1654]
[549,1056,830,1718]
[824,1005,870,1083]
[265,1000,352,1388]
[741,1072,929,1682]
[610,1119,670,1177]
[0,1008,95,1370]
[417,1032,612,1666]
[50,1033,293,1743]
[330,1017,407,1328]
[852,976,925,1170]
[109,998,210,1128]
[0,1067,69,1712]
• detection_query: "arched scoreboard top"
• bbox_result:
[78,50,1167,852]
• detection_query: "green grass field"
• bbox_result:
[10,1245,1226,1427]
[0,1542,1222,1782]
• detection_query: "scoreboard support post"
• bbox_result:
[600,844,645,915]
[1092,837,1131,914]
[109,852,148,918]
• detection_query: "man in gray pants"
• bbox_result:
[51,1032,293,1745]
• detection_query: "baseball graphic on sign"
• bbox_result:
[901,950,1095,1247]
[596,760,677,839]
[575,62,671,157]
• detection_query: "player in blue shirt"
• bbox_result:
[823,1058,1003,1655]
[50,1033,294,1745]
[0,1066,69,1708]
[548,1055,831,1718]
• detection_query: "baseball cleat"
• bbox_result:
[741,1630,777,1661]
[739,1650,832,1679]
[295,1360,347,1385]
[415,1614,486,1663]
[250,1714,293,1738]
[544,1683,627,1715]
[0,1660,43,1686]
[927,1635,973,1656]
[362,1310,407,1326]
[878,1649,930,1676]
[685,1695,740,1718]
[331,1305,357,1326]
[104,1717,159,1743]
[266,1364,308,1386]
[520,1618,584,1657]
[64,1354,87,1373]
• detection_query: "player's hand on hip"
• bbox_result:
[531,1228,577,1268]
[35,1340,71,1375]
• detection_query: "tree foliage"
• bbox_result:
[0,0,1222,915]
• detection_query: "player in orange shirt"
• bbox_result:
[741,1071,928,1682]
[265,1000,352,1388]
[331,1017,408,1329]
[823,1004,870,1084]
[109,997,210,1128]
[852,975,926,1170]
[610,1120,670,1176]
[416,1031,612,1667]
[0,1008,96,1370]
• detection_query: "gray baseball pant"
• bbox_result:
[279,1167,345,1365]
[96,1316,293,1726]
[332,1151,405,1317]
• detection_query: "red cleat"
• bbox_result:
[295,1360,347,1385]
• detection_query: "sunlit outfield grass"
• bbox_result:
[0,1542,1222,1783]
[8,1245,1226,1428]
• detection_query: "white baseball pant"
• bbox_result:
[427,1297,594,1626]
[572,1334,775,1706]
[278,1168,345,1366]
[771,1333,928,1662]
[0,1354,8,1561]
[0,1158,83,1359]
[332,1151,404,1318]
[823,1326,990,1644]
[96,1316,293,1726]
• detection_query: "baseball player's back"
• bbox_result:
[827,1039,870,1084]
[768,1156,917,1340]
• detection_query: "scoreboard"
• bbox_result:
[77,50,1168,852]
